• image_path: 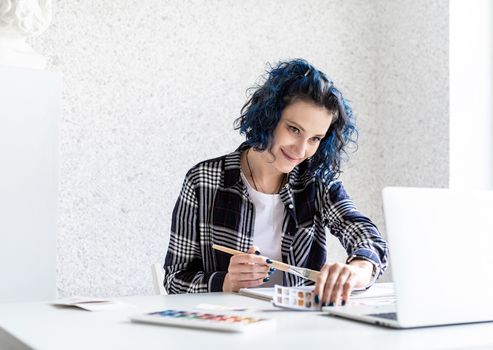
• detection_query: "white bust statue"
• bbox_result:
[0,0,52,70]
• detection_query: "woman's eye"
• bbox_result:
[288,126,300,134]
[310,137,322,143]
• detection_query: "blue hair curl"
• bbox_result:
[234,58,358,182]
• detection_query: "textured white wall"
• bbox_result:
[328,0,449,280]
[371,0,449,282]
[372,0,449,232]
[30,0,448,297]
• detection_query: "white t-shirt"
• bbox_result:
[241,172,284,287]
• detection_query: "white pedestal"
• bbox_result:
[0,65,61,302]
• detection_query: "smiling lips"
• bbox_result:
[281,149,302,163]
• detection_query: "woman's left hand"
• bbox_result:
[313,260,374,306]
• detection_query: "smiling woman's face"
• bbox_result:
[268,99,333,174]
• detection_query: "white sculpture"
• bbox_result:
[0,0,52,70]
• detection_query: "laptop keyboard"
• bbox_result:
[368,312,398,320]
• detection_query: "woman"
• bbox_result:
[164,59,388,307]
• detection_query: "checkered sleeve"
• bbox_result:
[322,180,389,285]
[163,170,221,294]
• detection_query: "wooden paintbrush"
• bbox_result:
[212,244,320,282]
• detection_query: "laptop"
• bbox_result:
[324,187,493,328]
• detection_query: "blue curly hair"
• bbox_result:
[234,58,358,182]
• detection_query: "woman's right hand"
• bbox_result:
[222,246,272,292]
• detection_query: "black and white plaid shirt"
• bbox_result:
[164,144,388,294]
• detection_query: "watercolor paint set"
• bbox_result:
[130,309,276,333]
[272,285,321,311]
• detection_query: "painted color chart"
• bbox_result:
[272,285,320,311]
[131,309,276,332]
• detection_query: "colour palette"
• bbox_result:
[272,285,320,311]
[130,309,276,332]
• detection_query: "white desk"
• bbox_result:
[0,293,492,350]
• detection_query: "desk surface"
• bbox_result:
[1,292,492,350]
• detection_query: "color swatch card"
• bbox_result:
[130,309,276,333]
[272,285,320,311]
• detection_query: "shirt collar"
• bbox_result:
[223,144,247,188]
[224,143,317,226]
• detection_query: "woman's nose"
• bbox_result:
[293,140,307,158]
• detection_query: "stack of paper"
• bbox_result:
[239,282,395,310]
[51,296,134,311]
